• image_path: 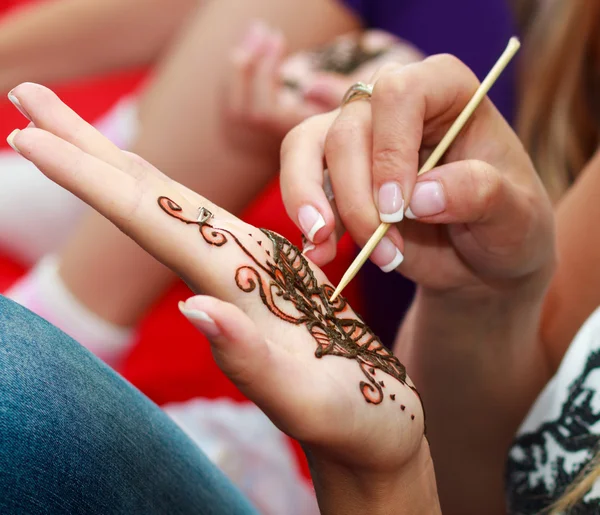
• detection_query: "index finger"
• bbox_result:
[369,55,483,223]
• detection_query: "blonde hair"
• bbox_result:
[517,0,600,202]
[513,1,600,512]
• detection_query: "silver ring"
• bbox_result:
[196,207,214,224]
[341,82,373,106]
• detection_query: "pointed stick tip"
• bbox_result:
[329,287,342,303]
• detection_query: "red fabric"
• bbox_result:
[0,0,362,479]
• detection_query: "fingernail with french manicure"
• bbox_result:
[7,91,31,121]
[298,205,326,242]
[302,235,316,254]
[178,301,221,338]
[6,129,20,154]
[405,181,446,219]
[378,182,404,223]
[370,237,404,273]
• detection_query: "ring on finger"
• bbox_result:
[340,82,373,107]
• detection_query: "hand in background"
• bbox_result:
[224,21,423,142]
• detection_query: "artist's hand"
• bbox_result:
[7,83,438,511]
[280,55,555,301]
[225,21,422,140]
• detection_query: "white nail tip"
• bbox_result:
[179,303,215,324]
[379,209,404,224]
[379,249,404,273]
[7,93,31,121]
[405,207,417,219]
[307,215,326,241]
[303,242,316,254]
[6,129,20,154]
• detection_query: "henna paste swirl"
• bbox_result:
[158,197,423,411]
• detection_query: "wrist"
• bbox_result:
[398,285,548,371]
[306,438,440,515]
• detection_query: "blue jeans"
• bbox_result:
[0,296,259,514]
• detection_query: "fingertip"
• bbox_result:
[369,234,405,273]
[7,125,41,156]
[377,181,405,223]
[178,299,221,339]
[232,19,270,64]
[6,128,21,154]
[304,232,337,267]
[298,204,332,243]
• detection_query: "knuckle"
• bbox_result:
[280,123,305,162]
[426,53,479,88]
[371,61,402,81]
[373,70,416,104]
[373,140,415,177]
[325,116,365,155]
[468,160,503,213]
[427,53,463,70]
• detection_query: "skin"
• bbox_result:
[8,53,556,512]
[279,55,556,514]
[541,150,600,369]
[226,24,423,141]
[52,0,360,327]
[7,83,440,514]
[0,0,197,92]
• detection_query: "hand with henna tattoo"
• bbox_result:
[6,83,439,514]
[226,24,423,142]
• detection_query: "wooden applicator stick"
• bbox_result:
[330,37,521,302]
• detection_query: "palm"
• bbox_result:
[10,83,424,471]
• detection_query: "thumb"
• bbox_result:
[178,295,305,428]
[179,295,272,391]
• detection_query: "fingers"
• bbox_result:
[7,82,172,187]
[327,101,406,271]
[179,295,275,399]
[8,127,150,241]
[368,55,483,219]
[280,112,339,264]
[178,295,322,433]
[8,82,132,172]
[253,29,285,117]
[229,21,286,123]
[229,21,270,113]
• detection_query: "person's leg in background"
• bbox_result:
[7,0,359,364]
[0,294,258,515]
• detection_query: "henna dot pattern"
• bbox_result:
[158,197,423,407]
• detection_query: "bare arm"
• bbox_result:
[56,0,361,325]
[396,288,551,514]
[541,150,600,368]
[0,0,197,92]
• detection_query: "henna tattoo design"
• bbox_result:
[283,36,389,90]
[158,197,422,411]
